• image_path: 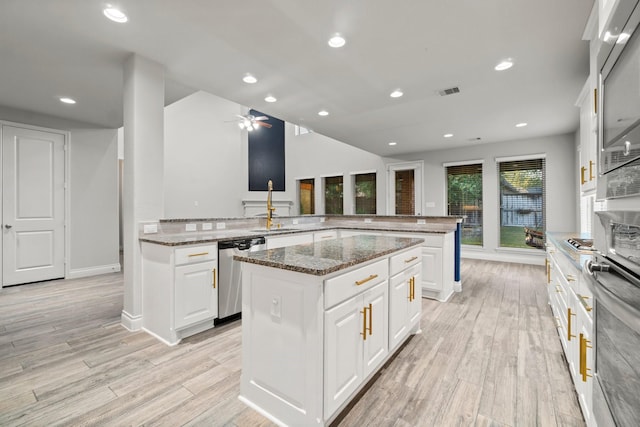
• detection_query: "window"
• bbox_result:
[324,176,343,214]
[497,157,546,250]
[298,178,315,215]
[354,173,376,214]
[446,163,483,246]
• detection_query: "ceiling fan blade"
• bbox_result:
[257,121,272,128]
[254,116,269,121]
[236,114,247,120]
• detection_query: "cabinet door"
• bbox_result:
[324,295,363,418]
[420,246,443,292]
[389,272,409,350]
[363,283,389,378]
[174,260,218,329]
[408,265,422,325]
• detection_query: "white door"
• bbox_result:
[362,282,388,377]
[2,125,65,286]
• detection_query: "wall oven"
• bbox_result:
[597,0,640,199]
[587,211,640,426]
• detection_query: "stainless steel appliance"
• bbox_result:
[216,236,266,323]
[598,0,640,199]
[586,211,640,426]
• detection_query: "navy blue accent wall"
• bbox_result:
[248,109,285,191]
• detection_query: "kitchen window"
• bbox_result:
[298,178,315,215]
[324,176,343,214]
[497,156,546,250]
[445,162,483,246]
[354,172,376,214]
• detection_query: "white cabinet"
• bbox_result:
[324,281,388,417]
[141,242,218,345]
[576,77,598,195]
[174,260,217,329]
[546,239,596,426]
[265,232,313,249]
[389,263,421,350]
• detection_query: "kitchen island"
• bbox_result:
[234,234,424,426]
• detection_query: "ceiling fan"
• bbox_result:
[232,114,272,131]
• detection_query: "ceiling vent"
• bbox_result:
[468,137,482,141]
[438,86,460,96]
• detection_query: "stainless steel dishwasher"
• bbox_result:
[216,236,266,324]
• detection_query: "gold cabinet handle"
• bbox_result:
[567,308,576,341]
[212,268,216,289]
[580,166,587,185]
[589,160,595,181]
[355,274,378,286]
[360,306,368,341]
[321,235,333,239]
[404,256,418,263]
[408,277,414,301]
[411,277,415,301]
[546,260,551,284]
[578,294,593,312]
[367,303,372,336]
[188,251,209,257]
[555,286,562,293]
[566,274,577,282]
[580,333,593,382]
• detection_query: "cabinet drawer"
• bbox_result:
[389,246,422,276]
[175,244,217,266]
[324,259,388,309]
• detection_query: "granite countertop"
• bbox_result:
[546,232,595,271]
[234,235,424,276]
[139,222,456,246]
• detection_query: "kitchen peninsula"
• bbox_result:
[138,215,461,345]
[234,234,425,426]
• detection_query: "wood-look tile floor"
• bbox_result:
[0,259,584,426]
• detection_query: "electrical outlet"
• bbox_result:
[143,223,158,234]
[417,219,426,225]
[364,218,372,223]
[292,219,299,225]
[185,223,197,232]
[202,223,213,231]
[216,222,226,230]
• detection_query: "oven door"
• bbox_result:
[587,256,640,426]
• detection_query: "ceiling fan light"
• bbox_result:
[238,122,245,129]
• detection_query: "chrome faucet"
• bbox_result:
[266,179,275,230]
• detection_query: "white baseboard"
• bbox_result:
[67,263,121,279]
[121,310,143,331]
[462,250,545,266]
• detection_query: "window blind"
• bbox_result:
[446,163,483,246]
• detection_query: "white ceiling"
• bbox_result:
[0,0,593,156]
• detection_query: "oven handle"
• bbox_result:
[586,260,610,274]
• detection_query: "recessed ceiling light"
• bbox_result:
[388,142,397,146]
[264,95,277,103]
[443,133,453,138]
[515,122,528,127]
[328,34,346,48]
[59,97,76,104]
[243,74,257,84]
[318,110,329,116]
[390,90,403,98]
[103,5,128,23]
[494,59,514,71]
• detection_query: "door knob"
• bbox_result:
[4,224,12,229]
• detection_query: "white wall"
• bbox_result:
[163,91,388,217]
[392,133,577,264]
[0,106,120,276]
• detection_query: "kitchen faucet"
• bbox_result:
[266,179,275,230]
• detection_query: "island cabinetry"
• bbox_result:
[239,238,421,426]
[324,280,388,418]
[141,242,218,345]
[389,246,422,350]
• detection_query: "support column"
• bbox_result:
[453,220,462,292]
[121,54,164,330]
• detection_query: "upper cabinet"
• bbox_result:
[576,78,598,194]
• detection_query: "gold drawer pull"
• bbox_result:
[566,274,577,282]
[212,268,217,289]
[321,235,333,239]
[404,256,418,263]
[188,252,209,257]
[589,160,595,181]
[567,308,576,341]
[367,303,372,336]
[355,274,378,286]
[580,333,593,382]
[578,294,593,312]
